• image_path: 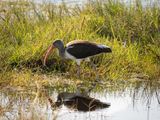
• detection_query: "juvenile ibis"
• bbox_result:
[43,40,112,76]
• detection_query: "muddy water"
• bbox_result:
[0,84,160,120]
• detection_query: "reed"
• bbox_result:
[0,0,159,87]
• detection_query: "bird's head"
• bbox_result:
[53,39,64,48]
[43,39,63,66]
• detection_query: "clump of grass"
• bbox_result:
[0,0,160,87]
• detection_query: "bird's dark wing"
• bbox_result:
[66,42,111,59]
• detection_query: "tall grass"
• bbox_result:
[0,0,160,87]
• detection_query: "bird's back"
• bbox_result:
[66,40,111,59]
[66,40,94,46]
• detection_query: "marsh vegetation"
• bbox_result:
[0,0,159,85]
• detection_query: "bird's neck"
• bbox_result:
[58,46,65,58]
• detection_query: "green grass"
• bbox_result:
[0,0,160,88]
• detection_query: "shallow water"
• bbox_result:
[52,91,160,120]
[0,85,160,120]
[36,0,160,7]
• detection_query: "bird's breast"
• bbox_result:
[64,50,76,60]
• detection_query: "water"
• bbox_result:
[35,0,160,7]
[0,85,160,120]
[56,92,160,120]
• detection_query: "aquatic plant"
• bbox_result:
[0,0,159,88]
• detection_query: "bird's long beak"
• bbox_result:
[43,45,55,66]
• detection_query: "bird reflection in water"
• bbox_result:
[47,91,110,112]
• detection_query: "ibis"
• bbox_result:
[43,40,112,77]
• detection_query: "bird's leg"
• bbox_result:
[84,61,100,94]
[77,65,81,78]
[90,61,99,81]
[76,60,81,78]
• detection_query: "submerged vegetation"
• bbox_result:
[0,0,160,88]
